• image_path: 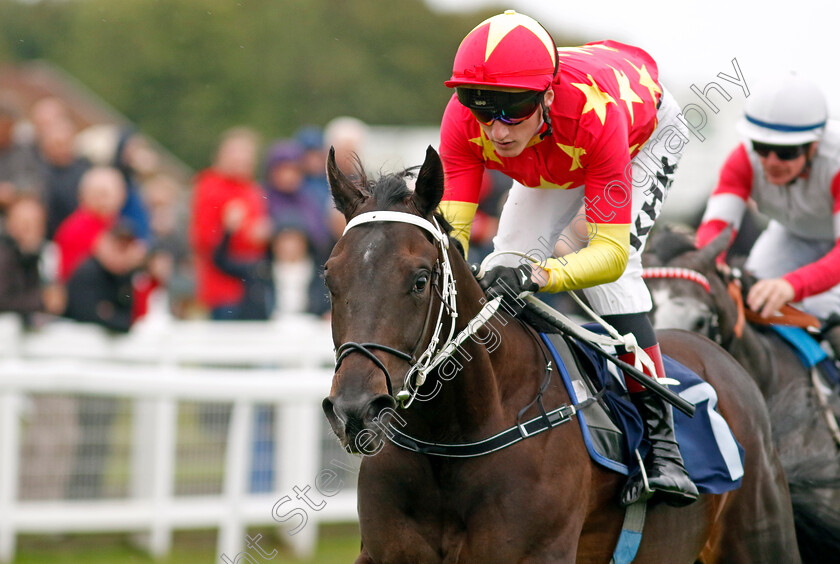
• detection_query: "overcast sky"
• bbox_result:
[425,0,839,115]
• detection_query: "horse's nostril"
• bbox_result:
[366,394,397,423]
[322,397,337,420]
[322,397,346,438]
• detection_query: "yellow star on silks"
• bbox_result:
[626,60,662,104]
[538,177,573,190]
[557,46,595,58]
[571,74,616,125]
[584,43,620,52]
[469,131,503,164]
[557,44,619,58]
[612,68,644,125]
[629,143,640,154]
[557,143,586,171]
[483,12,555,64]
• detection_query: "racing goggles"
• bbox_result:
[751,141,811,161]
[456,87,545,126]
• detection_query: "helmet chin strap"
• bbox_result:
[539,101,552,140]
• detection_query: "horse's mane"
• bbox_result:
[647,225,699,264]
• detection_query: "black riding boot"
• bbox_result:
[621,391,699,507]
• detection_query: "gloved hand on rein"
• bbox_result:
[473,263,540,301]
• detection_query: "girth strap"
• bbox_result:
[610,499,647,564]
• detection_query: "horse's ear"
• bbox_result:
[696,226,733,266]
[327,146,364,218]
[411,146,445,217]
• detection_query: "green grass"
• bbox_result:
[13,525,361,564]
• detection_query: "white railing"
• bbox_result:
[0,312,358,563]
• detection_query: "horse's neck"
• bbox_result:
[730,325,777,373]
[713,283,780,393]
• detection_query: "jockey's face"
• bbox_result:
[757,142,817,185]
[478,88,554,158]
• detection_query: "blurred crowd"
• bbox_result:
[0,90,421,331]
[0,90,529,499]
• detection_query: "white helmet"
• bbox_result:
[737,73,827,145]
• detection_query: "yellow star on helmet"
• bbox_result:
[612,68,644,125]
[571,74,616,125]
[626,60,662,104]
[557,143,586,171]
[469,131,503,164]
[483,12,555,64]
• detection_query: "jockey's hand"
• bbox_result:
[747,278,795,318]
[477,264,540,301]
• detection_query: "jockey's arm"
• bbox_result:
[534,122,633,293]
[535,222,629,292]
[696,144,753,257]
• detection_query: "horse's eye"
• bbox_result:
[413,274,429,293]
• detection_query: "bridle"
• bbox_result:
[333,211,502,409]
[641,266,711,292]
[642,266,745,346]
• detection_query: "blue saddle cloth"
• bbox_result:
[767,325,840,386]
[540,333,745,495]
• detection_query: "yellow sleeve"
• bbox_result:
[538,223,630,293]
[438,200,478,256]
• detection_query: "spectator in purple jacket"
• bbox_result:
[262,139,331,258]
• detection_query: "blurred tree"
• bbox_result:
[0,0,574,170]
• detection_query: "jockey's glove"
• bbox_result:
[476,264,540,302]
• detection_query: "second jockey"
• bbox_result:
[696,73,840,356]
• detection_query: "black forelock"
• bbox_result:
[353,162,465,257]
[369,171,414,209]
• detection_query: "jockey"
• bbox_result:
[696,73,840,354]
[438,10,698,507]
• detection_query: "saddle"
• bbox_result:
[733,285,840,389]
[744,316,840,446]
[539,330,745,495]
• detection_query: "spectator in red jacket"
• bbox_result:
[189,127,270,319]
[53,166,129,282]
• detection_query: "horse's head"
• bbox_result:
[643,226,734,342]
[321,146,459,453]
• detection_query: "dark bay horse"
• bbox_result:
[642,225,840,560]
[322,147,800,563]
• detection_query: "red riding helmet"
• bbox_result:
[444,10,558,91]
